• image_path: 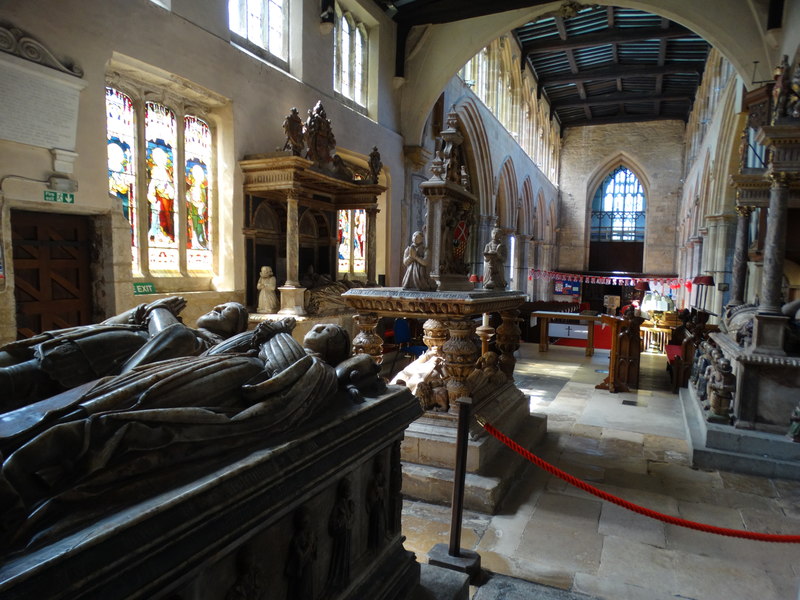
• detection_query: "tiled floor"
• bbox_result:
[402,344,800,600]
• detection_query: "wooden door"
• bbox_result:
[12,210,94,338]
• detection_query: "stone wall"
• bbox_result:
[558,121,685,274]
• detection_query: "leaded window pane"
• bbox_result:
[591,166,646,241]
[145,101,179,271]
[106,87,139,274]
[185,115,212,272]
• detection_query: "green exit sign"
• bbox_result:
[133,282,157,295]
[43,190,75,204]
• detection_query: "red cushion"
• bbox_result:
[665,345,682,362]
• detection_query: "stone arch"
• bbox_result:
[399,1,773,143]
[453,97,494,215]
[495,157,518,230]
[519,178,534,236]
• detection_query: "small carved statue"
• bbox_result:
[707,357,736,423]
[305,101,336,168]
[256,265,279,314]
[483,227,508,290]
[327,478,355,592]
[401,231,437,291]
[285,506,318,600]
[368,146,382,184]
[414,378,448,412]
[282,107,305,156]
[366,459,387,550]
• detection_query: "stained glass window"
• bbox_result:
[105,88,139,274]
[334,3,368,109]
[185,115,212,271]
[338,209,366,276]
[228,0,287,63]
[106,84,216,282]
[590,166,646,241]
[145,101,178,271]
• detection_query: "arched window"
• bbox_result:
[334,3,368,110]
[590,166,646,242]
[106,86,215,277]
[228,0,288,67]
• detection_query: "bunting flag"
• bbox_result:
[528,269,685,289]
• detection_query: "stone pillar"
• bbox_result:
[285,190,301,287]
[728,205,753,307]
[442,320,478,415]
[513,233,527,292]
[758,172,790,314]
[427,195,444,281]
[366,207,378,285]
[278,189,307,315]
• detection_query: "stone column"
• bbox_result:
[285,189,301,287]
[513,233,527,292]
[758,172,790,314]
[442,320,478,415]
[366,207,378,284]
[278,189,307,315]
[728,205,753,307]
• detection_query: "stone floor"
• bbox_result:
[401,343,800,600]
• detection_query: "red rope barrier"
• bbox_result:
[478,418,800,543]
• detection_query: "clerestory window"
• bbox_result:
[590,166,646,242]
[228,0,288,68]
[106,86,214,279]
[333,2,368,111]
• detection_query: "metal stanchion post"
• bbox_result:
[427,396,482,582]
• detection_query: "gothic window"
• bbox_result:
[337,209,366,276]
[334,3,368,110]
[105,85,215,278]
[590,166,646,242]
[228,0,288,68]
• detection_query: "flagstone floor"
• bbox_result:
[402,344,800,600]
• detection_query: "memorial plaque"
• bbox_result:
[0,53,86,151]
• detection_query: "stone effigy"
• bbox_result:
[0,297,249,411]
[0,316,388,554]
[0,307,424,600]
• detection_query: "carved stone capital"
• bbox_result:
[735,205,754,218]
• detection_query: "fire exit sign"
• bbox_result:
[43,190,75,204]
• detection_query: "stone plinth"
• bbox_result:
[0,388,422,600]
[401,381,547,513]
[678,330,800,480]
[711,331,800,433]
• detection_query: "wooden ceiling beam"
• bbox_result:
[553,92,692,109]
[521,24,696,54]
[538,63,702,85]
